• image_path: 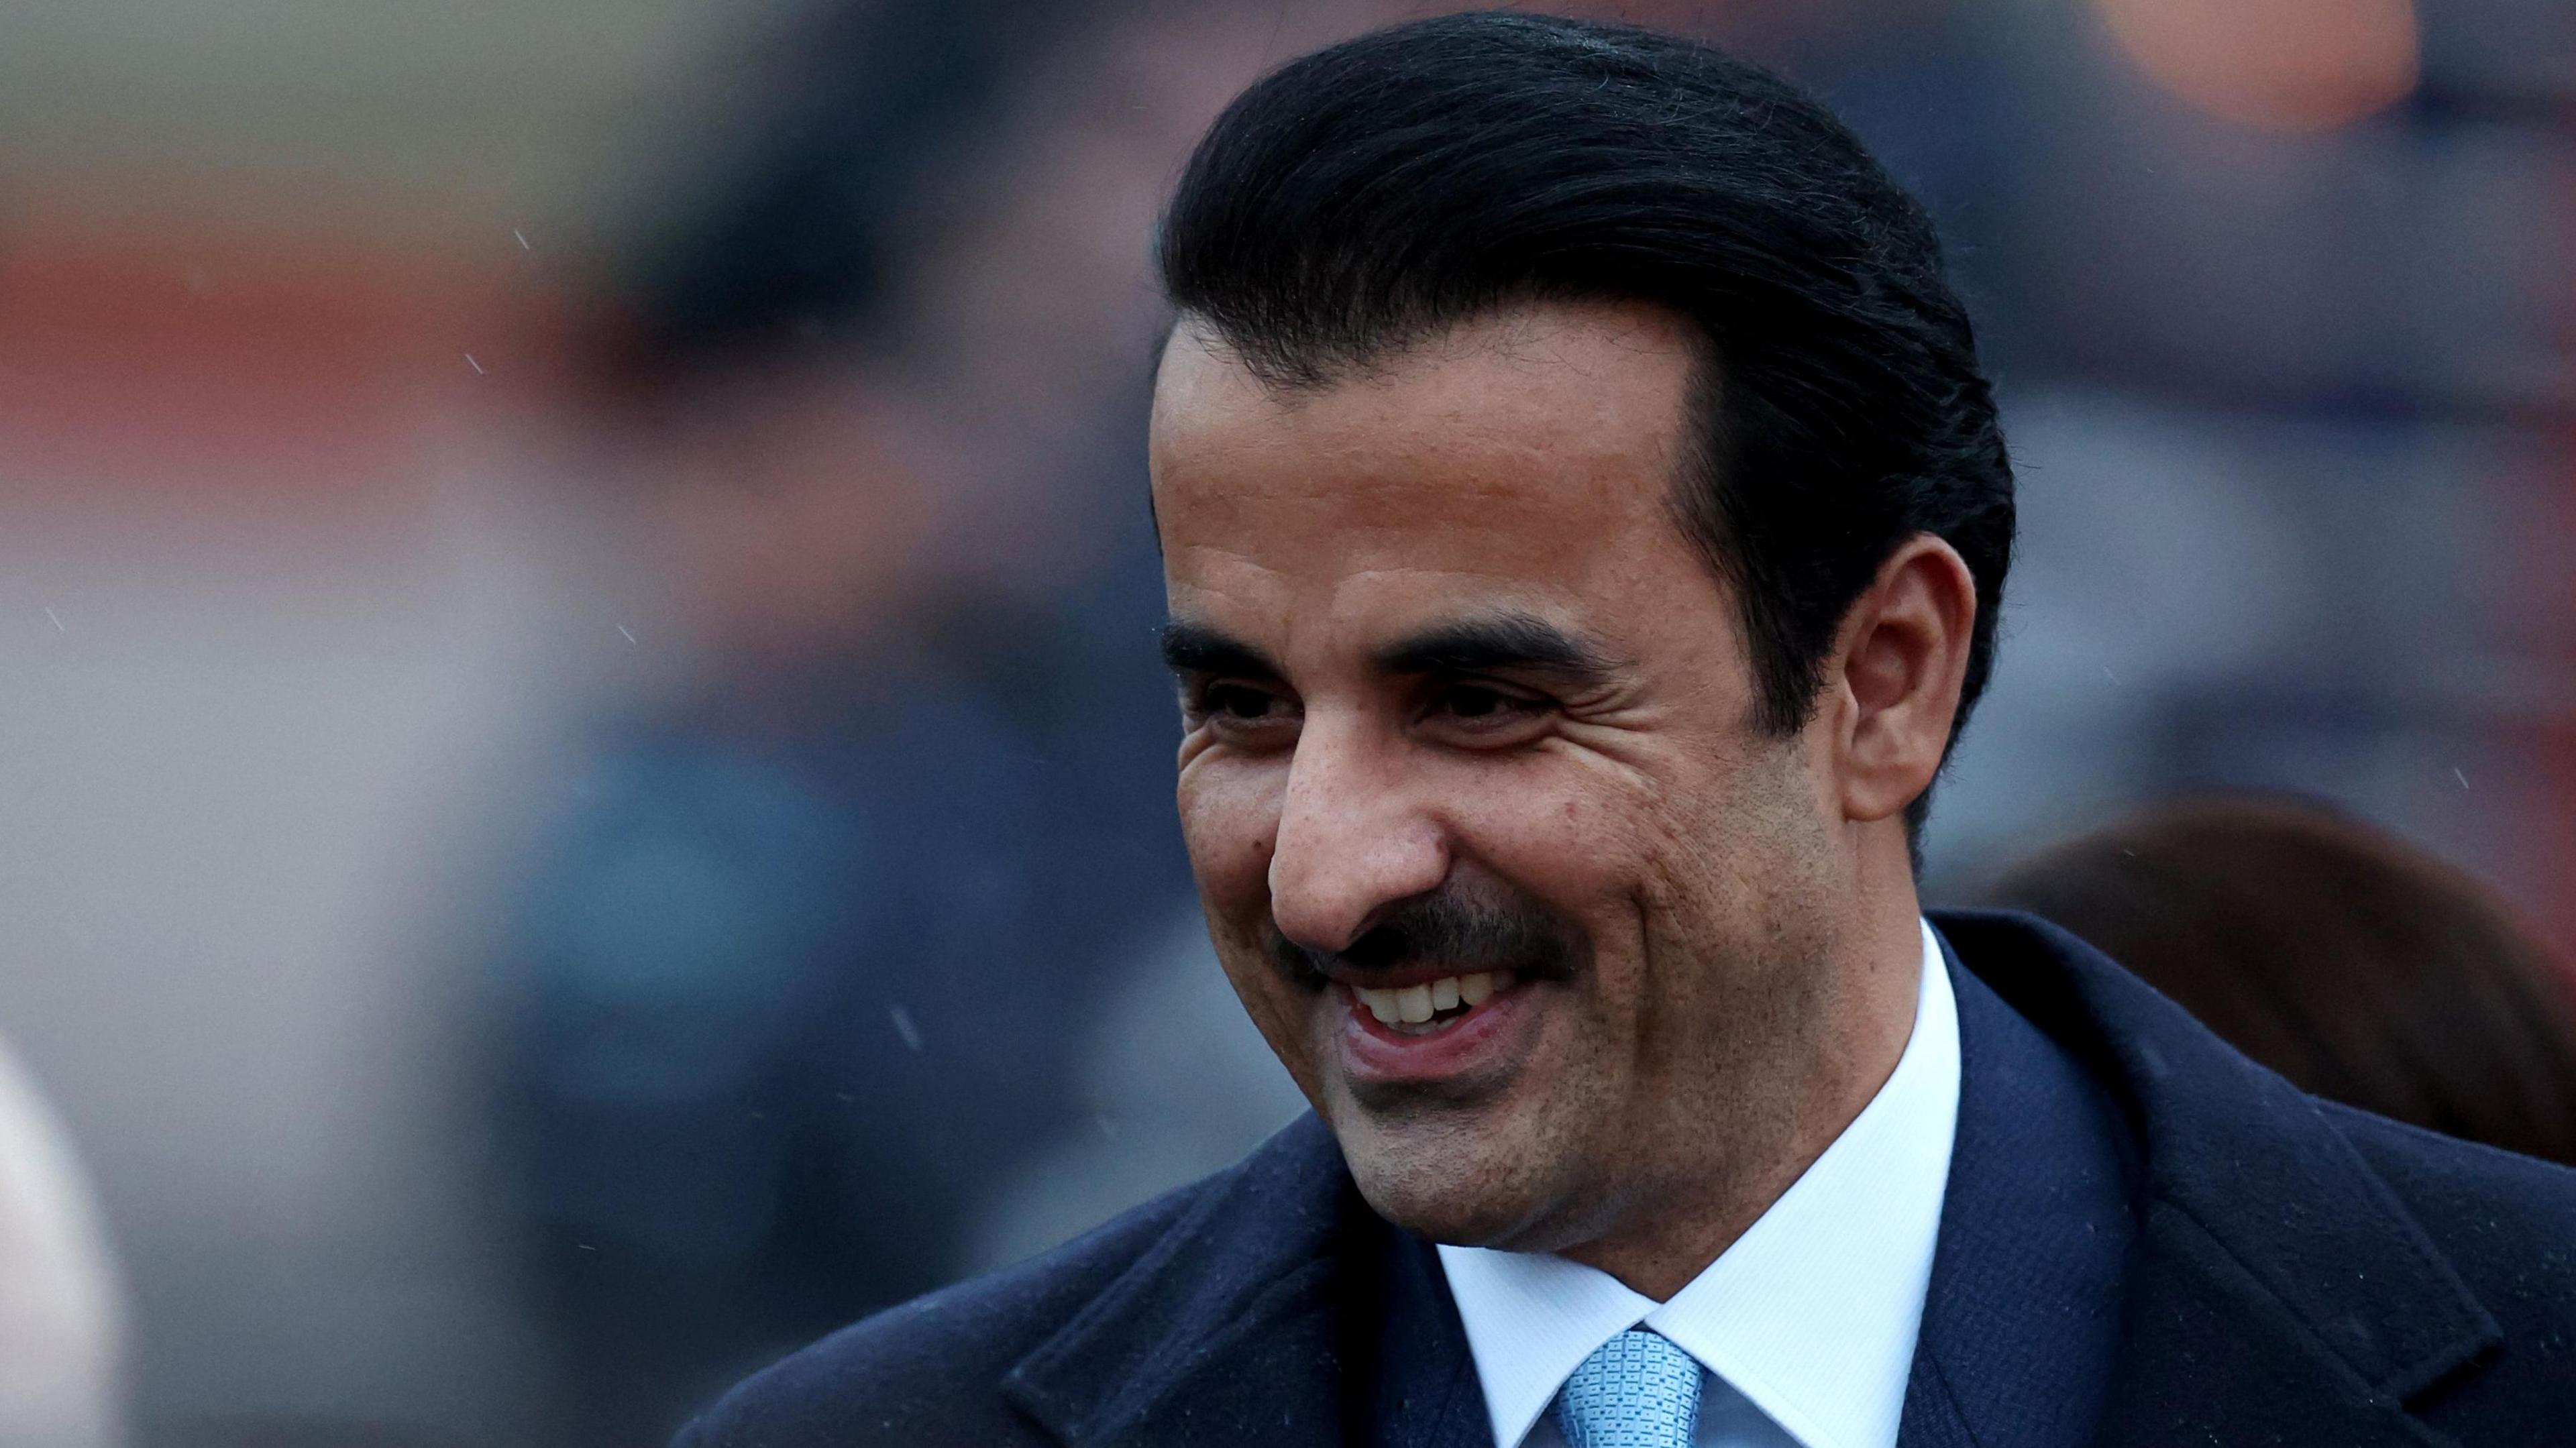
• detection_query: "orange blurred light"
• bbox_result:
[2094,0,2419,133]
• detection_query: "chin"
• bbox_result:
[1334,1109,1583,1249]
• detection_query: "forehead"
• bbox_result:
[1149,301,1707,643]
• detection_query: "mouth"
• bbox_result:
[1331,968,1544,1091]
[1347,970,1516,1033]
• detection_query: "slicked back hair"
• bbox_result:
[1156,11,2014,846]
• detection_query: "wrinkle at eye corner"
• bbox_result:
[1530,731,1666,798]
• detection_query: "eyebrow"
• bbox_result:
[1159,620,1283,679]
[1375,612,1622,687]
[1159,610,1623,689]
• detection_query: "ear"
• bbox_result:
[1821,535,1978,826]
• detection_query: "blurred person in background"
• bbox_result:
[486,1,1214,1441]
[678,13,2576,1448]
[1982,793,2576,1165]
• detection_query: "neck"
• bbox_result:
[1563,852,1927,1300]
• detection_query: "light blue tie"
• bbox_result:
[1552,1328,1703,1448]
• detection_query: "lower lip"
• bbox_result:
[1335,981,1546,1085]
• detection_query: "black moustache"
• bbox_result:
[1267,886,1586,989]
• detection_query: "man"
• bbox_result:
[678,13,2576,1447]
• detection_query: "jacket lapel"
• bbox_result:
[1901,936,2136,1448]
[1000,1113,1483,1448]
[1354,1223,1490,1448]
[2097,1200,2467,1448]
[1931,911,2502,1448]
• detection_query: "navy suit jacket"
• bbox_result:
[676,911,2576,1447]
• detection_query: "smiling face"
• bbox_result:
[1151,301,1929,1278]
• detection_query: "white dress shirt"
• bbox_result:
[1438,917,1962,1448]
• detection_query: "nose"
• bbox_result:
[1267,710,1450,954]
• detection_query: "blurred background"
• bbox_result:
[0,0,2568,1443]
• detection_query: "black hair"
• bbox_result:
[1157,11,2015,844]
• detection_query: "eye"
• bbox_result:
[1206,683,1284,720]
[1423,679,1552,741]
[1442,684,1516,719]
[1181,679,1301,743]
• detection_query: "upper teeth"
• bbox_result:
[1353,971,1511,1025]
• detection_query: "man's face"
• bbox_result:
[1150,301,1862,1254]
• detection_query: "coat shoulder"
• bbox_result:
[2320,1099,2576,1281]
[671,1174,1211,1448]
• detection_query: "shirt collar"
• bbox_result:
[1438,917,1962,1448]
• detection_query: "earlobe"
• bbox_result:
[1831,537,1977,825]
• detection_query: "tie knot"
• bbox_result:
[1552,1328,1703,1448]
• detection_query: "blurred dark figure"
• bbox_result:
[489,1,1193,1443]
[1984,795,2576,1164]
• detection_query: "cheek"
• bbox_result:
[1181,764,1326,1099]
[1175,755,1286,914]
[1214,946,1326,1104]
[1448,754,1663,923]
[1175,747,1288,984]
[1630,738,1838,989]
[1468,740,1812,997]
